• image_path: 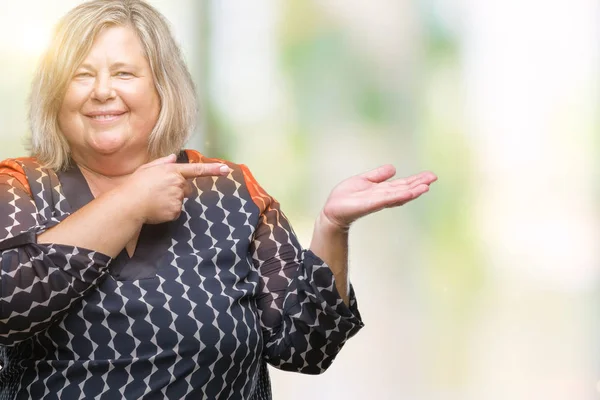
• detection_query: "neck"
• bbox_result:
[72,148,149,176]
[78,164,130,197]
[72,150,150,197]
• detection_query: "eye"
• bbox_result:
[115,71,134,78]
[74,72,92,79]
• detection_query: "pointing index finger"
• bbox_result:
[175,162,230,178]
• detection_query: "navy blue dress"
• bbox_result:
[0,150,363,399]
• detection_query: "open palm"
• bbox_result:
[321,165,437,230]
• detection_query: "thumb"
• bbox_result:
[360,164,396,183]
[139,154,177,170]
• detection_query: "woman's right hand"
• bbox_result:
[121,154,230,224]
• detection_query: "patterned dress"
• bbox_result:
[0,150,363,399]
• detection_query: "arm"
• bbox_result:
[309,214,350,305]
[40,154,229,256]
[0,166,112,346]
[38,187,144,258]
[0,156,229,346]
[310,165,438,305]
[38,154,183,257]
[245,164,437,374]
[243,165,363,375]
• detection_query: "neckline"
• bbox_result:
[55,150,190,280]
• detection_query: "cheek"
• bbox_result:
[61,85,87,112]
[58,87,89,137]
[58,100,76,131]
[123,86,161,120]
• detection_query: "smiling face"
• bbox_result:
[58,25,160,172]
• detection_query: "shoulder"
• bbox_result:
[184,149,248,176]
[184,149,239,168]
[183,149,272,212]
[0,157,40,196]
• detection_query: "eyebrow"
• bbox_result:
[110,62,137,70]
[77,62,138,71]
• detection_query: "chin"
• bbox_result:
[89,137,129,155]
[91,147,123,156]
[88,153,141,176]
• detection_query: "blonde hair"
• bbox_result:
[29,0,197,170]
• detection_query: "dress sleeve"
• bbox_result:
[242,165,364,375]
[0,161,112,346]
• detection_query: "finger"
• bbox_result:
[360,165,396,183]
[389,174,422,187]
[183,180,193,198]
[383,184,431,207]
[414,171,437,185]
[343,182,433,221]
[359,183,429,210]
[389,171,438,187]
[379,178,424,192]
[175,162,231,179]
[140,154,177,169]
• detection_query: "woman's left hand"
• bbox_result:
[321,165,437,231]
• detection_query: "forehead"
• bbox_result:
[83,25,147,64]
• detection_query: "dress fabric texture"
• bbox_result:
[0,150,363,399]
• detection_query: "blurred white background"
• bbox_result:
[0,0,598,399]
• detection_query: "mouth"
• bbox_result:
[85,112,126,123]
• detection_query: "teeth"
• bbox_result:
[92,115,118,120]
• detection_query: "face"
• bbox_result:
[58,25,160,165]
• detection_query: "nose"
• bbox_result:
[91,74,115,102]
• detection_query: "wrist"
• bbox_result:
[109,186,147,225]
[316,212,350,235]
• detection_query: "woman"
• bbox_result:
[0,0,436,399]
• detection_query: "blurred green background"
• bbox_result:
[0,0,599,399]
